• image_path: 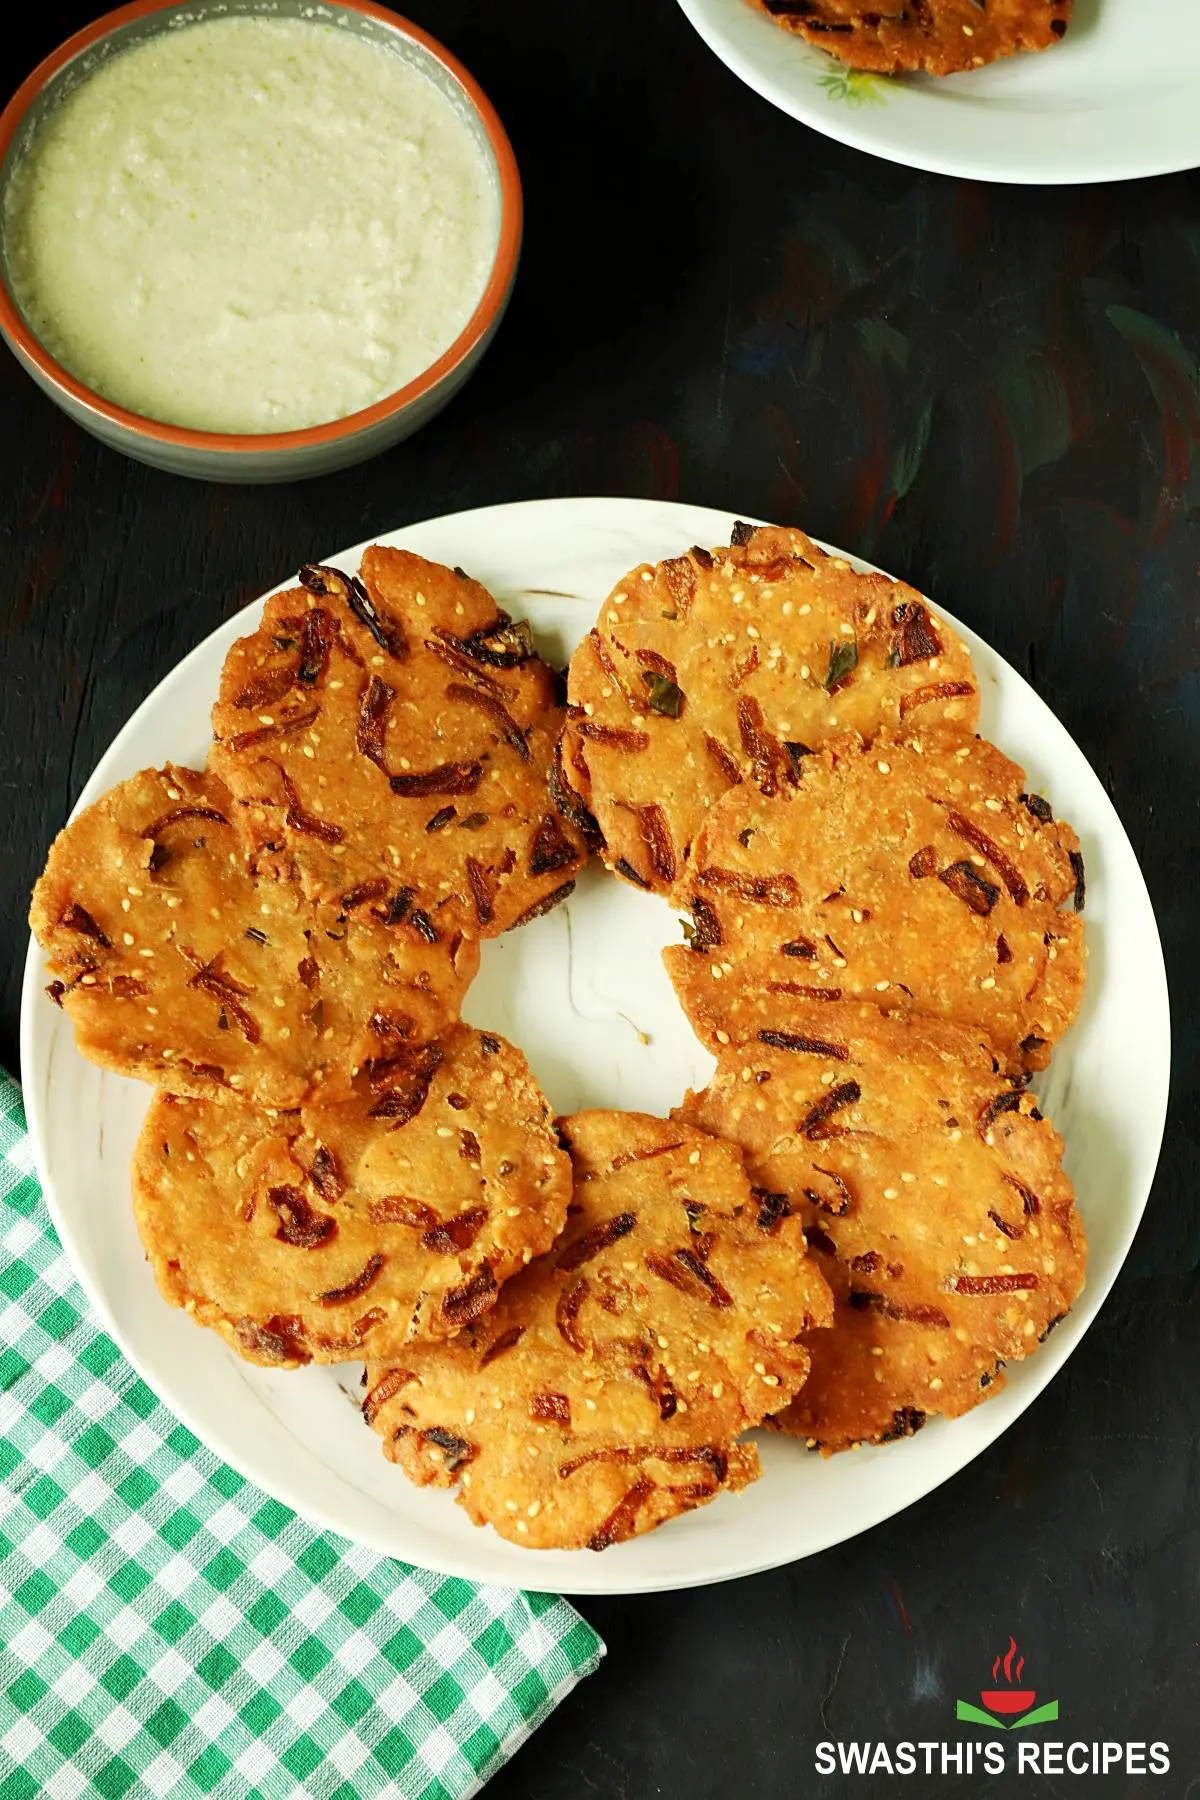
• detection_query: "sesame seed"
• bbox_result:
[883,1187,899,1200]
[122,932,135,946]
[877,761,891,775]
[688,1149,701,1165]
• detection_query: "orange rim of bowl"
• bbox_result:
[0,0,522,455]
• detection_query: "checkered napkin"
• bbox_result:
[0,1075,603,1800]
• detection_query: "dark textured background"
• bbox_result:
[2,4,1198,1795]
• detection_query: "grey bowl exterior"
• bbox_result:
[0,0,518,482]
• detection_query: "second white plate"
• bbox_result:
[20,497,1169,1595]
[677,0,1200,184]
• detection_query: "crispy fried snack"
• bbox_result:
[30,765,477,1107]
[132,1026,570,1366]
[365,1110,833,1549]
[210,548,585,942]
[754,0,1072,76]
[679,1003,1086,1451]
[563,522,978,896]
[667,729,1084,1074]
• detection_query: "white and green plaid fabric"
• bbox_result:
[0,1074,603,1800]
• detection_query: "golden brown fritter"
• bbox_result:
[210,548,585,942]
[132,1026,570,1366]
[365,1110,833,1549]
[678,1002,1086,1451]
[753,0,1072,76]
[30,765,477,1107]
[563,522,978,897]
[666,729,1085,1074]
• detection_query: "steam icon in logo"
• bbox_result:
[956,1637,1060,1730]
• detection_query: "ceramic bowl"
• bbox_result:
[0,0,521,482]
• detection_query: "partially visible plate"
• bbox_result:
[20,497,1169,1595]
[677,0,1200,184]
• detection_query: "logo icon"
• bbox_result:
[956,1637,1060,1730]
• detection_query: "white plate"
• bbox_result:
[677,0,1200,184]
[20,497,1168,1596]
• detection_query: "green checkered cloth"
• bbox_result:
[0,1075,603,1800]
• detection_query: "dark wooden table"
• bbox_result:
[3,5,1197,1796]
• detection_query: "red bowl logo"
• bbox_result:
[980,1688,1037,1715]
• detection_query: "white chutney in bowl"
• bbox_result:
[0,1,522,481]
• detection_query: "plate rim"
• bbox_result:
[18,494,1171,1595]
[675,0,1200,185]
